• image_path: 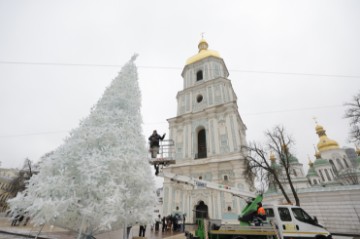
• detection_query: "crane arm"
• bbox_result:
[161,171,256,199]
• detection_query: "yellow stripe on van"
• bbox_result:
[210,230,277,236]
[283,231,329,235]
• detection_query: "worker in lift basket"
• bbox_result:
[148,130,166,175]
[255,202,266,226]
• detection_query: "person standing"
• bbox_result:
[255,202,266,226]
[139,224,146,237]
[155,214,161,232]
[162,216,167,232]
[149,130,166,175]
[149,130,166,158]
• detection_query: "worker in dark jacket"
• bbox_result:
[149,130,166,175]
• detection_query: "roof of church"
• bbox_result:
[315,123,340,152]
[289,154,300,163]
[313,158,331,167]
[269,153,281,169]
[185,38,222,65]
[306,160,318,177]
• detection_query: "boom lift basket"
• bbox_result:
[148,139,176,166]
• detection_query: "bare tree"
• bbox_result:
[8,158,33,197]
[242,126,301,206]
[345,91,360,144]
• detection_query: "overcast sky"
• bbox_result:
[1,0,360,184]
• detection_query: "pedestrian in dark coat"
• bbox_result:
[139,224,146,237]
[162,216,167,232]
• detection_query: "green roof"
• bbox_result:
[306,166,318,177]
[313,158,331,167]
[289,154,299,163]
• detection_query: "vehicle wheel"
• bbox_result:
[232,236,247,239]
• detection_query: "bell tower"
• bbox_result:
[162,39,250,222]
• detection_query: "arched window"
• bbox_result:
[196,70,203,81]
[330,169,335,178]
[343,158,349,168]
[227,206,232,212]
[196,128,207,159]
[336,158,344,170]
[329,160,338,175]
[319,170,325,181]
[324,169,331,181]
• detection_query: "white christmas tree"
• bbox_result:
[8,55,156,238]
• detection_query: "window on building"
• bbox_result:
[196,70,203,81]
[227,206,232,212]
[293,169,297,177]
[313,179,318,185]
[197,94,203,103]
[330,169,335,178]
[196,128,207,159]
[324,169,331,181]
[343,158,349,168]
[336,158,344,170]
[319,170,325,182]
[224,175,228,181]
[329,160,338,175]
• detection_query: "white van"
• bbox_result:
[264,204,332,239]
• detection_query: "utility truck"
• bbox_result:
[159,172,332,239]
[189,199,332,239]
[149,141,332,239]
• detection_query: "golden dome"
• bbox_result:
[186,38,222,65]
[315,124,324,134]
[269,152,276,161]
[315,123,339,152]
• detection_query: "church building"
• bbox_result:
[307,122,360,186]
[162,39,252,222]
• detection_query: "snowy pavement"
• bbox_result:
[0,216,186,239]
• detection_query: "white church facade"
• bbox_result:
[162,39,251,222]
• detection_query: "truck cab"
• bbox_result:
[264,204,332,239]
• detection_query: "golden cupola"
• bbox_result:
[185,38,222,65]
[315,123,339,152]
[269,152,276,162]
